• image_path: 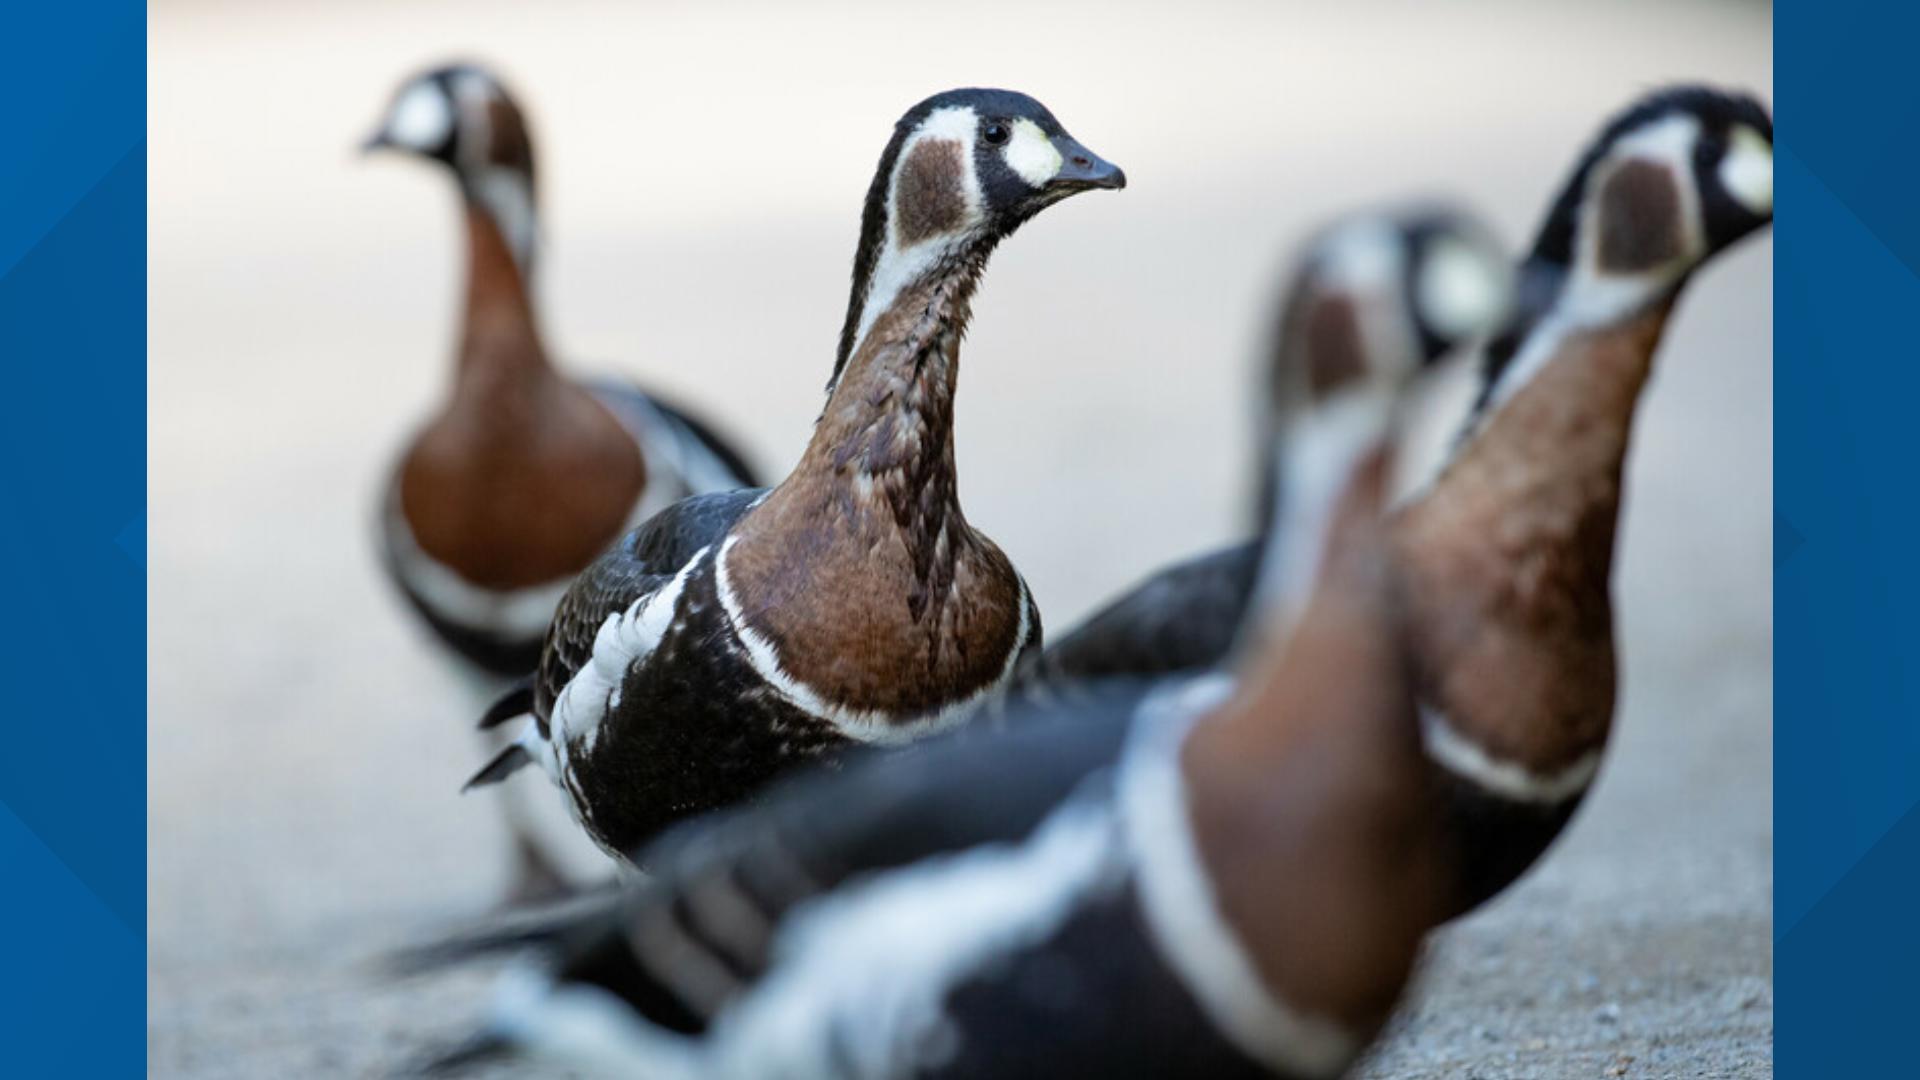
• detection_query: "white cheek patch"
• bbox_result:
[384,81,453,151]
[1003,118,1062,187]
[1719,123,1774,216]
[1417,236,1509,343]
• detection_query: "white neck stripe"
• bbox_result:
[469,167,538,275]
[845,109,983,367]
[1243,388,1394,654]
[1419,705,1602,804]
[1120,676,1362,1078]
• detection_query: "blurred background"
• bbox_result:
[149,0,1772,1075]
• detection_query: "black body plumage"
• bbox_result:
[504,489,865,858]
[1016,542,1260,690]
[426,678,1288,1078]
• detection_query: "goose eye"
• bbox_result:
[982,121,1011,146]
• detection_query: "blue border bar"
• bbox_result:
[1,3,146,1072]
[1776,0,1920,1072]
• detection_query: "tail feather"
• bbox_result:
[384,885,625,976]
[463,742,532,792]
[477,681,535,730]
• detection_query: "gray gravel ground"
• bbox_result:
[151,2,1772,1075]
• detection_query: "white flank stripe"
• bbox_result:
[1120,675,1363,1080]
[490,792,1124,1079]
[719,790,1124,1079]
[713,537,1030,745]
[1419,705,1602,805]
[491,961,692,1079]
[544,549,705,779]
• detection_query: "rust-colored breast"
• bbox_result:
[400,379,646,591]
[1182,458,1441,1030]
[1393,304,1670,771]
[399,202,646,592]
[724,483,1026,717]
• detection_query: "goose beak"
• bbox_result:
[1048,136,1127,192]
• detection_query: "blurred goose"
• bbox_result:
[1017,84,1775,918]
[465,89,1126,861]
[362,62,760,896]
[414,206,1505,1080]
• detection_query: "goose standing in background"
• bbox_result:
[410,206,1511,1080]
[362,62,760,897]
[467,89,1126,863]
[1019,85,1774,918]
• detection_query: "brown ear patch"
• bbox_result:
[485,98,536,179]
[1595,159,1684,273]
[1278,287,1368,400]
[895,139,969,244]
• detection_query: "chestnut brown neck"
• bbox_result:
[781,266,981,553]
[1182,451,1443,1028]
[397,201,648,592]
[452,201,552,400]
[725,263,1030,718]
[1430,298,1671,563]
[1201,448,1394,764]
[1393,298,1673,770]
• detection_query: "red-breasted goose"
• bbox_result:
[406,208,1507,1080]
[1016,84,1775,919]
[363,62,761,896]
[464,89,1126,862]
